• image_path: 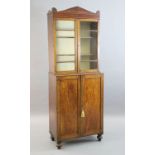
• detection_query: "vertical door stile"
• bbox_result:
[77,20,80,73]
[101,74,104,133]
[77,75,81,136]
[56,78,60,140]
[53,18,56,73]
[80,74,83,135]
[97,20,99,71]
[75,19,78,72]
[76,19,78,73]
[77,19,80,136]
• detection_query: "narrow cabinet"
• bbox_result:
[47,7,104,149]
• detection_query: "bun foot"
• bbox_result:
[97,133,103,141]
[51,137,55,141]
[57,141,62,149]
[50,135,55,141]
[57,145,61,149]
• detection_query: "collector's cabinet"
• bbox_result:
[47,6,104,149]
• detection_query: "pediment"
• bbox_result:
[48,6,99,19]
[58,6,97,14]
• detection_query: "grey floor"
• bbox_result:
[31,114,124,155]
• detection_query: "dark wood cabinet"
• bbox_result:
[47,6,104,149]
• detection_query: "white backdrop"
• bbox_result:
[31,0,125,154]
[31,0,125,116]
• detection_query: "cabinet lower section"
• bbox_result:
[49,73,104,148]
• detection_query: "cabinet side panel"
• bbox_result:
[47,14,55,73]
[57,76,79,140]
[81,74,102,135]
[49,73,57,138]
[101,74,104,134]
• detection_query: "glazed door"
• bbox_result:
[55,20,77,72]
[57,76,80,140]
[78,20,98,72]
[80,74,103,136]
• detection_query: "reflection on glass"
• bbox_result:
[57,62,75,71]
[56,38,75,54]
[56,20,74,30]
[56,20,75,71]
[80,61,97,70]
[56,31,74,37]
[80,22,98,70]
[57,56,75,62]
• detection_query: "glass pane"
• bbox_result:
[56,38,75,54]
[80,22,98,70]
[56,20,74,30]
[56,31,74,37]
[80,61,97,70]
[55,20,75,72]
[57,62,75,71]
[57,56,75,62]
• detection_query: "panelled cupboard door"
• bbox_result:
[57,76,80,140]
[80,74,103,136]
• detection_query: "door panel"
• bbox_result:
[81,74,102,135]
[57,76,79,139]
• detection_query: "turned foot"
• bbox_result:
[56,141,62,149]
[51,136,55,141]
[50,134,55,141]
[97,133,103,141]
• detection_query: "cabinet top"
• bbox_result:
[47,6,100,19]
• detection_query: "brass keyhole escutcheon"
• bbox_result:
[81,109,85,118]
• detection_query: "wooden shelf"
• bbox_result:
[81,30,98,32]
[80,60,97,62]
[88,30,98,32]
[57,36,75,38]
[57,54,75,56]
[80,37,92,39]
[80,37,97,39]
[56,29,74,31]
[56,61,75,63]
[81,54,96,56]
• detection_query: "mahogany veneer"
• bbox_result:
[47,6,104,149]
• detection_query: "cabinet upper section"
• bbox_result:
[47,7,100,74]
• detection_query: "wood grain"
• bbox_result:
[57,76,79,140]
[48,6,100,19]
[49,73,57,139]
[81,74,102,135]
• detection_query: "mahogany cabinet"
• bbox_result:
[47,6,104,149]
